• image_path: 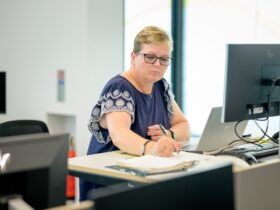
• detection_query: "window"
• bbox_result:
[183,0,280,136]
[124,0,172,81]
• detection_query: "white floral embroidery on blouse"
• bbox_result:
[88,90,135,144]
[162,78,175,121]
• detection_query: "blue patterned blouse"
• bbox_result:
[86,74,174,155]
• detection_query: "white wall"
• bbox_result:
[0,0,124,155]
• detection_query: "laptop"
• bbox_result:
[185,107,248,152]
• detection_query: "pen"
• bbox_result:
[179,149,204,154]
[159,124,167,135]
[160,124,181,154]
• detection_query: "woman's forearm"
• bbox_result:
[109,128,148,156]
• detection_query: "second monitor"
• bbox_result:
[222,44,280,123]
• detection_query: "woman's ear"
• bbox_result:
[131,52,137,65]
[131,51,137,59]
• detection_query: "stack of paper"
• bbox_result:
[116,152,208,174]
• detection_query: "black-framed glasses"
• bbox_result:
[137,52,173,66]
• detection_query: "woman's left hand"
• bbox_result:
[147,124,169,141]
[150,136,182,157]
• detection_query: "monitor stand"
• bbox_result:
[9,197,34,210]
[0,195,34,210]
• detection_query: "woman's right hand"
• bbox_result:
[147,136,182,157]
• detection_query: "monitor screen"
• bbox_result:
[90,163,234,210]
[0,133,69,209]
[0,72,6,114]
[222,44,280,123]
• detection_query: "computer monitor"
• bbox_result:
[90,163,234,210]
[0,72,6,114]
[0,133,69,209]
[222,44,280,123]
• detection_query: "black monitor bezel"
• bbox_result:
[0,133,69,209]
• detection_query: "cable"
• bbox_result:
[203,140,244,155]
[235,78,280,145]
[252,78,280,144]
[250,110,278,144]
[234,119,265,144]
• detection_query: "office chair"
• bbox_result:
[0,120,49,137]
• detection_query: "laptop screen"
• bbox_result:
[195,107,248,152]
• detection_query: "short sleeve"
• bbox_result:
[161,78,175,122]
[88,81,135,144]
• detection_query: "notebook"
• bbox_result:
[112,150,249,176]
[114,151,214,176]
[185,107,248,152]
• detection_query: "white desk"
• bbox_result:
[69,150,280,210]
[68,150,244,185]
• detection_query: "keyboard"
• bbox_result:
[246,145,278,158]
[218,143,279,163]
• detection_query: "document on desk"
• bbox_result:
[115,151,213,174]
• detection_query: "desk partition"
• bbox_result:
[89,163,234,210]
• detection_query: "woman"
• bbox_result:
[80,26,191,200]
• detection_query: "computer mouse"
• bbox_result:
[241,153,259,165]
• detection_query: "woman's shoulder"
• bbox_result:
[156,78,175,100]
[156,77,170,91]
[101,74,136,96]
[106,74,126,84]
[103,75,131,89]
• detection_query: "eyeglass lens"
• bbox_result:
[143,54,171,66]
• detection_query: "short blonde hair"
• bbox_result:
[133,26,173,53]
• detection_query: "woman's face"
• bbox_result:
[131,43,171,83]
